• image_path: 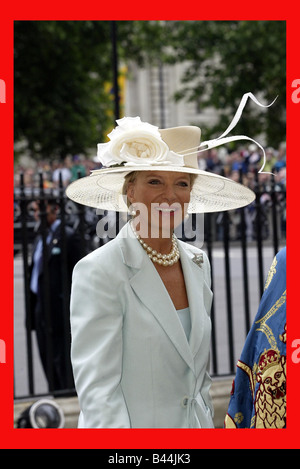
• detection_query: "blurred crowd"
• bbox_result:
[14,142,286,192]
[14,154,100,190]
[197,142,286,191]
[13,143,286,248]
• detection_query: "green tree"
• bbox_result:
[14,21,114,159]
[120,20,286,146]
[14,21,286,160]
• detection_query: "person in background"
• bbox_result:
[29,199,83,392]
[70,154,86,182]
[224,247,286,428]
[52,158,72,188]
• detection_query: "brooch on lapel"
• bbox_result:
[192,253,204,267]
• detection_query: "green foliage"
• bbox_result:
[120,20,286,146]
[14,21,113,159]
[14,20,286,160]
[156,21,285,145]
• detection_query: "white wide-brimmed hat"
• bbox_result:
[66,93,275,213]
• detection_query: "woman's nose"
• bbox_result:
[161,184,177,202]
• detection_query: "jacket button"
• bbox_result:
[181,396,189,408]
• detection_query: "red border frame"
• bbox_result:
[2,2,298,449]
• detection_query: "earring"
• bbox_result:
[129,206,137,217]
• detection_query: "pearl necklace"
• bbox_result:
[131,223,180,267]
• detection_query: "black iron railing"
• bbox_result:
[14,169,286,398]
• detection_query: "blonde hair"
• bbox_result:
[122,172,139,209]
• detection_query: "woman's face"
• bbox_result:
[126,171,191,237]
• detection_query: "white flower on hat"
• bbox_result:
[97,116,184,167]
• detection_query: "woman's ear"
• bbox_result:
[127,182,135,204]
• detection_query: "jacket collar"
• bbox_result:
[117,222,206,373]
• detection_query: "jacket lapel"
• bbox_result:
[118,223,206,373]
[177,240,205,360]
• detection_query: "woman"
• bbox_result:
[66,113,257,428]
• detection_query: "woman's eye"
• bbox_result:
[147,179,189,186]
[148,179,161,185]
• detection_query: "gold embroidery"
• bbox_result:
[264,257,277,290]
[234,412,244,424]
[237,360,256,397]
[224,414,237,428]
[255,290,286,352]
[254,353,286,428]
[250,415,256,428]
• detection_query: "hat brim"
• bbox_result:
[66,165,255,213]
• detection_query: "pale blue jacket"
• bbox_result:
[70,222,214,428]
